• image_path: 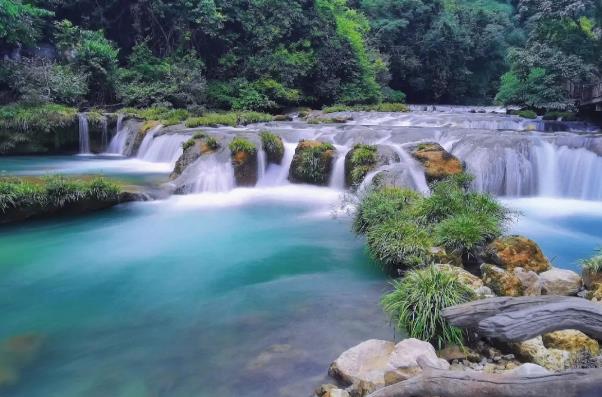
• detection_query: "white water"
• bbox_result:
[392,145,430,194]
[106,114,129,154]
[257,142,297,187]
[100,116,108,150]
[137,133,187,164]
[78,113,90,154]
[257,144,267,181]
[190,155,236,193]
[329,145,350,190]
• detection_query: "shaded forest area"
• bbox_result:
[1,0,601,112]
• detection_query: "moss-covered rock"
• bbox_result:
[486,235,551,274]
[542,330,600,357]
[229,137,258,186]
[171,133,220,179]
[288,140,336,185]
[481,263,524,297]
[411,143,464,183]
[259,131,284,164]
[345,144,378,187]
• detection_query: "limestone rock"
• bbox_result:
[486,236,551,273]
[474,286,496,298]
[345,144,378,187]
[410,142,463,182]
[315,384,350,397]
[507,363,551,376]
[589,283,602,302]
[437,345,481,363]
[539,268,582,296]
[435,264,482,291]
[481,264,523,297]
[386,338,450,382]
[542,330,600,356]
[513,267,542,296]
[289,140,336,185]
[511,336,571,371]
[582,269,602,290]
[259,132,285,165]
[230,139,258,186]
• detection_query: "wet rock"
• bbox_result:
[542,330,600,356]
[410,142,463,182]
[513,267,542,296]
[289,140,335,185]
[481,264,523,296]
[259,131,285,165]
[511,336,571,371]
[539,268,582,296]
[385,338,450,383]
[485,236,551,274]
[171,134,222,179]
[230,137,258,186]
[345,144,378,187]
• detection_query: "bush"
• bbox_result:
[322,102,409,113]
[185,112,273,127]
[542,111,578,121]
[435,213,502,256]
[229,137,256,154]
[517,109,538,119]
[581,249,602,274]
[353,187,420,234]
[192,132,207,139]
[347,144,377,186]
[381,266,475,348]
[367,217,434,271]
[382,88,407,103]
[260,131,284,163]
[205,136,219,150]
[121,107,190,124]
[289,142,335,185]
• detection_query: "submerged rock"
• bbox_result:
[410,142,463,182]
[289,140,335,185]
[486,236,551,274]
[539,268,582,296]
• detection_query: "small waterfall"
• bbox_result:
[78,113,90,154]
[137,133,187,163]
[191,155,236,193]
[136,125,163,158]
[257,142,296,186]
[257,146,267,181]
[393,145,430,193]
[107,114,130,154]
[329,145,351,190]
[533,140,560,197]
[100,116,108,150]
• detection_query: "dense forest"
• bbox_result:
[1,0,601,112]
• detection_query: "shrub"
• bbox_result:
[348,144,377,186]
[181,139,195,150]
[322,103,409,113]
[290,142,335,185]
[192,132,207,139]
[581,249,602,274]
[353,187,420,234]
[260,131,284,163]
[366,217,434,271]
[229,137,256,154]
[435,213,502,256]
[542,111,578,121]
[205,136,219,150]
[184,112,273,128]
[381,266,475,349]
[517,109,537,119]
[382,88,407,103]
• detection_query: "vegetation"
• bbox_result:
[181,139,196,150]
[517,109,538,119]
[581,248,602,274]
[289,141,336,185]
[228,137,256,155]
[354,174,510,272]
[323,103,409,113]
[346,144,378,187]
[381,265,475,348]
[205,136,220,151]
[185,112,273,128]
[543,111,578,121]
[260,131,285,164]
[0,175,121,214]
[192,132,207,140]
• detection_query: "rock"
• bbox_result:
[230,138,258,186]
[329,338,448,396]
[289,140,335,185]
[273,114,292,122]
[474,286,496,298]
[486,236,551,274]
[438,345,481,363]
[259,131,285,165]
[507,363,551,376]
[513,267,542,296]
[345,144,378,187]
[511,336,571,371]
[589,284,602,302]
[435,263,482,291]
[432,248,463,268]
[539,268,582,296]
[542,330,600,356]
[315,384,350,397]
[386,338,450,383]
[410,142,463,182]
[481,264,523,297]
[583,269,602,290]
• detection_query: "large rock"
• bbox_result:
[481,264,524,297]
[345,144,378,187]
[289,140,335,185]
[329,338,448,396]
[507,363,551,376]
[539,268,582,296]
[486,236,551,274]
[230,138,258,186]
[513,267,542,296]
[315,384,350,397]
[259,131,285,165]
[171,134,221,179]
[410,143,463,182]
[542,330,600,356]
[511,336,571,371]
[435,264,482,292]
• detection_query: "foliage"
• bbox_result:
[322,102,409,113]
[0,175,120,213]
[291,141,336,185]
[181,139,196,150]
[205,136,219,150]
[0,0,52,46]
[542,111,578,121]
[228,137,256,154]
[192,132,207,139]
[260,131,284,163]
[0,103,76,132]
[185,112,273,127]
[381,265,475,349]
[581,248,602,274]
[121,107,190,123]
[518,109,538,119]
[348,144,377,186]
[434,212,502,255]
[353,187,420,234]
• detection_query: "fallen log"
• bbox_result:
[368,357,602,397]
[442,296,602,342]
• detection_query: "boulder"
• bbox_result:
[410,142,463,182]
[171,134,220,179]
[539,268,582,296]
[513,267,542,296]
[481,264,523,297]
[507,363,551,376]
[486,236,551,274]
[511,336,571,371]
[230,138,258,186]
[542,330,600,356]
[315,384,350,397]
[435,264,482,292]
[583,269,602,290]
[589,284,602,302]
[259,131,285,165]
[345,144,378,187]
[289,140,335,185]
[386,338,450,383]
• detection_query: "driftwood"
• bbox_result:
[368,358,602,397]
[442,296,602,342]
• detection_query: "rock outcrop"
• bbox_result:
[511,336,572,371]
[260,131,285,164]
[410,143,463,182]
[486,236,551,273]
[289,140,335,185]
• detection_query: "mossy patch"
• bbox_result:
[345,144,378,187]
[229,137,258,186]
[259,131,284,164]
[288,140,336,185]
[411,142,464,182]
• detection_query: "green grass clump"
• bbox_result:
[517,109,537,119]
[322,102,409,113]
[381,265,475,349]
[260,131,284,163]
[434,212,502,255]
[192,131,207,139]
[290,142,335,185]
[185,112,273,128]
[353,187,420,234]
[121,107,190,122]
[0,175,121,213]
[205,136,220,150]
[581,248,602,274]
[348,144,378,186]
[229,137,256,154]
[182,139,196,150]
[0,103,77,132]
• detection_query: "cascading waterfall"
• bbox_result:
[329,145,351,190]
[77,113,90,154]
[191,155,236,193]
[137,133,187,163]
[393,145,430,193]
[100,116,108,150]
[257,142,297,186]
[257,145,267,181]
[107,114,129,154]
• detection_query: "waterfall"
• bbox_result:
[136,125,163,158]
[107,114,130,154]
[257,146,267,181]
[78,113,90,154]
[100,116,108,150]
[191,155,236,193]
[393,145,430,194]
[137,133,187,163]
[329,145,351,190]
[257,142,296,186]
